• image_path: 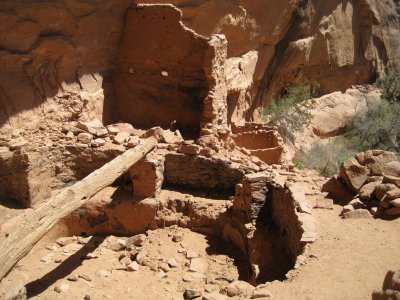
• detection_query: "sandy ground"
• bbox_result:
[0,202,399,300]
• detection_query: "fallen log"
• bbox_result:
[0,136,157,280]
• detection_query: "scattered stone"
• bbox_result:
[359,181,382,200]
[172,233,183,242]
[76,120,104,135]
[143,260,158,271]
[67,275,79,282]
[322,175,354,202]
[370,207,379,215]
[65,131,74,140]
[250,287,273,299]
[62,125,84,135]
[8,137,28,150]
[315,198,334,210]
[140,126,165,142]
[342,205,354,214]
[205,284,217,293]
[374,184,398,201]
[288,184,312,214]
[77,132,93,144]
[127,261,140,272]
[107,126,119,135]
[390,198,400,207]
[127,136,140,148]
[113,132,130,145]
[186,250,199,259]
[127,234,146,247]
[136,251,148,265]
[189,258,208,273]
[83,253,98,260]
[221,280,254,297]
[202,292,229,300]
[179,144,201,155]
[94,138,106,146]
[382,175,400,187]
[167,258,178,268]
[159,262,171,272]
[119,255,132,267]
[40,253,54,264]
[97,270,111,277]
[184,288,202,299]
[342,209,372,219]
[339,157,369,192]
[349,198,366,209]
[56,236,78,246]
[96,128,108,137]
[155,270,167,278]
[182,272,207,282]
[106,237,126,252]
[54,283,69,293]
[84,295,91,300]
[386,188,400,200]
[78,274,92,282]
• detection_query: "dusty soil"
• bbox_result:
[1,201,399,300]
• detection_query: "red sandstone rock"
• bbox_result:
[339,157,369,193]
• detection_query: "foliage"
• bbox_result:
[261,80,318,143]
[293,160,305,170]
[296,137,358,177]
[295,71,400,176]
[345,99,400,152]
[377,70,400,103]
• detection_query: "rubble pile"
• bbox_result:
[323,150,400,218]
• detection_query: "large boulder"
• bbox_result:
[339,157,369,193]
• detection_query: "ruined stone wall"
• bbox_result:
[232,124,285,165]
[0,147,52,207]
[164,153,244,191]
[270,184,316,263]
[112,5,210,138]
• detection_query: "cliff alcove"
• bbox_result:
[1,0,400,299]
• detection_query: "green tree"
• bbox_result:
[261,80,318,143]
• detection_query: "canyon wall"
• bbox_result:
[0,0,399,134]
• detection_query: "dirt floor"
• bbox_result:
[1,201,399,300]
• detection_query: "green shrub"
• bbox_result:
[345,99,400,152]
[377,70,400,103]
[261,80,318,143]
[293,160,305,170]
[296,137,358,177]
[296,71,400,176]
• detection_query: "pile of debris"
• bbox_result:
[62,120,183,150]
[324,150,400,218]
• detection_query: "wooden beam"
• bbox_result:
[0,137,157,280]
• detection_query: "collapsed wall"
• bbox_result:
[65,151,316,284]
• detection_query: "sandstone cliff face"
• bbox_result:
[0,0,399,134]
[157,0,400,120]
